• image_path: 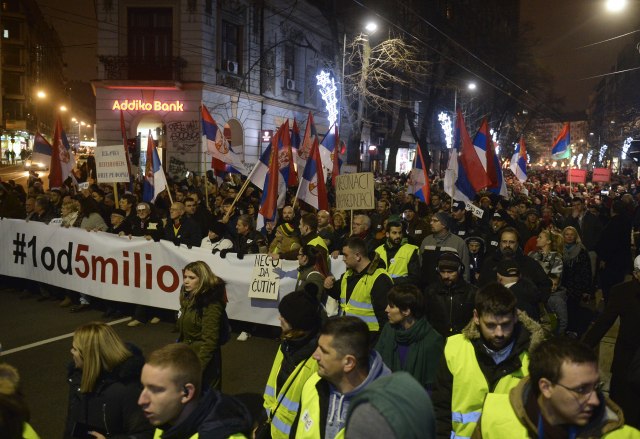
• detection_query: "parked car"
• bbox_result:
[23,154,49,171]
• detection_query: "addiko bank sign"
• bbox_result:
[111,100,184,112]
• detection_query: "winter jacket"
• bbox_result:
[562,243,593,299]
[153,390,252,439]
[472,377,639,438]
[64,345,153,439]
[433,311,546,439]
[421,232,471,284]
[162,216,201,247]
[424,277,478,337]
[177,284,226,389]
[478,248,552,300]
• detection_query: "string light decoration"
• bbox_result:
[586,150,593,165]
[622,137,633,159]
[599,145,608,164]
[577,153,583,168]
[438,112,453,149]
[316,70,338,127]
[569,155,576,167]
[490,129,500,155]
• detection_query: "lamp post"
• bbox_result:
[34,90,47,134]
[356,21,377,171]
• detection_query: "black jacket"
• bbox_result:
[424,277,477,337]
[64,346,153,439]
[154,390,253,439]
[565,210,603,251]
[162,216,201,248]
[596,213,633,274]
[478,249,551,300]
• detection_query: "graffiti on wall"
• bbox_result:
[166,120,200,153]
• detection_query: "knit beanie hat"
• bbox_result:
[278,288,320,331]
[278,223,295,237]
[437,252,462,272]
[208,221,226,237]
[433,211,451,229]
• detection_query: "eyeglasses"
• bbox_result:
[553,380,604,401]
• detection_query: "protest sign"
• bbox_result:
[335,172,375,210]
[592,168,611,183]
[94,145,130,183]
[465,203,485,219]
[567,169,587,184]
[248,254,281,300]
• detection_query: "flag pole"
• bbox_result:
[113,183,119,207]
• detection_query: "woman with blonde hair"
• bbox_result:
[64,322,151,438]
[177,261,229,391]
[528,229,564,276]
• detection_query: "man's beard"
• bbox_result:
[501,247,515,258]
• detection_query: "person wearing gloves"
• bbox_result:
[293,316,391,439]
[263,287,322,439]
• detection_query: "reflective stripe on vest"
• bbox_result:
[263,348,319,439]
[339,267,390,331]
[445,334,529,439]
[374,244,418,278]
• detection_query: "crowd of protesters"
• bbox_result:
[2,163,640,437]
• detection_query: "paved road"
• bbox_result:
[0,283,279,438]
[0,163,50,189]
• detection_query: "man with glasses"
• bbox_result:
[472,337,639,438]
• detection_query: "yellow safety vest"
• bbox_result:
[307,235,329,253]
[374,243,418,279]
[480,393,640,438]
[263,348,319,439]
[445,334,529,439]
[154,429,247,438]
[295,374,345,439]
[340,267,390,331]
[23,423,40,439]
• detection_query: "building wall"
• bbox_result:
[93,0,336,179]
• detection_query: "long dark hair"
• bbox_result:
[300,245,329,277]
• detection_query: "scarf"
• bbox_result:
[376,318,438,387]
[562,242,584,263]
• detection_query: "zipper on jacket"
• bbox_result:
[102,403,110,436]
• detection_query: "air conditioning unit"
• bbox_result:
[225,60,238,75]
[285,78,296,90]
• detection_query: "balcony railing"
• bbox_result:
[98,56,187,81]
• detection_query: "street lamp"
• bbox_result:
[605,0,627,12]
[34,90,47,133]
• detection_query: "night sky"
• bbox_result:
[36,0,640,113]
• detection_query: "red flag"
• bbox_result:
[48,117,64,189]
[259,126,282,220]
[457,109,491,191]
[312,137,329,210]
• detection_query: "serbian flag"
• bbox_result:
[444,111,478,203]
[258,127,283,221]
[201,104,248,175]
[473,118,499,188]
[142,131,168,203]
[296,137,328,210]
[297,112,317,172]
[32,132,52,165]
[49,116,76,189]
[457,110,491,191]
[409,144,430,204]
[551,122,571,160]
[319,123,338,174]
[510,136,528,182]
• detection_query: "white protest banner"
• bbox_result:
[0,219,337,326]
[335,172,375,210]
[248,254,280,300]
[94,145,131,183]
[465,203,485,219]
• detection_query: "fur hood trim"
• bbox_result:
[461,310,546,352]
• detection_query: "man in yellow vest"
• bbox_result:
[374,220,421,286]
[294,316,391,439]
[472,337,640,438]
[138,343,252,438]
[433,283,545,439]
[324,237,394,337]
